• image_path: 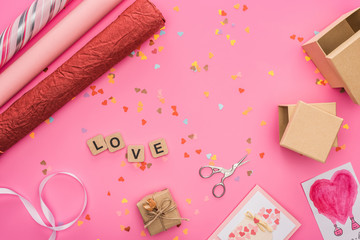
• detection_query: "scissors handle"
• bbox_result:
[212,182,226,198]
[199,166,222,178]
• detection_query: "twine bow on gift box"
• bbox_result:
[143,198,189,230]
[245,211,273,232]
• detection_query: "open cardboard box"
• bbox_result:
[303,8,360,104]
[279,101,343,163]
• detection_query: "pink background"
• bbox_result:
[0,0,359,239]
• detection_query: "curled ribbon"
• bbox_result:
[144,198,189,230]
[245,211,273,232]
[0,172,87,240]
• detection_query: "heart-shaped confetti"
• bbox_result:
[234,176,240,182]
[158,46,164,52]
[268,70,274,76]
[151,48,157,54]
[343,124,349,129]
[98,89,104,94]
[297,37,304,42]
[305,56,311,61]
[90,86,96,90]
[206,153,212,159]
[260,121,267,126]
[209,52,214,59]
[154,64,160,69]
[40,160,46,165]
[245,27,250,33]
[186,198,192,204]
[85,214,91,220]
[218,104,224,110]
[259,152,265,158]
[173,237,179,240]
[203,65,209,71]
[184,152,190,158]
[141,119,147,125]
[42,169,47,175]
[77,221,84,226]
[246,138,251,144]
[204,91,209,97]
[154,34,160,40]
[314,31,320,35]
[160,30,165,35]
[118,177,125,182]
[157,108,162,114]
[30,132,35,139]
[125,209,130,215]
[81,128,87,133]
[135,88,141,93]
[290,34,296,40]
[230,40,236,46]
[181,138,186,144]
[109,97,116,103]
[211,155,217,160]
[122,198,128,203]
[124,226,130,232]
[247,170,253,176]
[120,161,126,167]
[107,191,111,196]
[219,9,227,16]
[102,100,107,106]
[188,134,194,139]
[173,6,179,11]
[123,106,128,112]
[243,5,248,11]
[246,148,251,154]
[183,228,188,235]
[149,39,155,46]
[234,3,240,9]
[177,32,184,37]
[83,93,90,98]
[91,90,97,96]
[147,163,152,169]
[195,149,202,154]
[183,119,188,125]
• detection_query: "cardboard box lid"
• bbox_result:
[327,30,360,104]
[280,101,343,163]
[302,7,360,88]
[278,102,338,147]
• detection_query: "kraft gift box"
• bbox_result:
[279,101,343,163]
[303,8,360,104]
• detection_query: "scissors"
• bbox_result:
[199,155,248,198]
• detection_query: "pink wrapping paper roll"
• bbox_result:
[0,0,72,68]
[0,0,123,107]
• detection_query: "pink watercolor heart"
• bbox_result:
[245,233,251,239]
[258,207,265,216]
[248,223,255,230]
[236,226,243,232]
[272,224,277,230]
[270,213,276,220]
[229,232,235,238]
[310,169,358,225]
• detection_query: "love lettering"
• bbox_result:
[86,133,168,162]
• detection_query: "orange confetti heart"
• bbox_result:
[259,152,265,158]
[290,35,296,40]
[181,138,186,144]
[102,100,107,105]
[195,149,202,154]
[239,88,245,93]
[243,5,248,11]
[98,89,104,94]
[118,177,124,182]
[336,147,342,152]
[91,90,97,96]
[123,106,128,112]
[85,214,91,220]
[140,230,146,236]
[107,191,111,196]
[90,86,96,90]
[184,152,190,158]
[297,37,304,42]
[141,119,147,125]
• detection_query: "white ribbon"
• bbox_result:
[0,172,87,240]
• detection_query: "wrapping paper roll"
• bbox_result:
[0,0,72,68]
[0,0,123,107]
[0,0,165,154]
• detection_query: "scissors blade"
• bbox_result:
[233,154,248,169]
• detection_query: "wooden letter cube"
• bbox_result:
[87,135,108,155]
[149,138,168,158]
[127,145,145,162]
[105,132,125,152]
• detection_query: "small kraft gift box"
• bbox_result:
[278,101,343,163]
[303,8,360,104]
[137,189,188,236]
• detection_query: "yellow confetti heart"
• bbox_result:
[140,230,146,237]
[215,29,219,35]
[230,40,236,46]
[108,78,114,84]
[260,121,267,126]
[110,68,116,72]
[159,98,165,104]
[343,124,349,129]
[160,26,165,30]
[231,75,237,80]
[226,34,230,40]
[158,46,164,52]
[125,209,130,215]
[211,155,217,160]
[120,161,126,167]
[120,225,125,231]
[122,198,128,203]
[29,132,35,139]
[137,107,143,113]
[154,34,160,40]
[268,70,274,76]
[78,221,84,226]
[204,91,209,97]
[305,56,311,61]
[183,228,188,235]
[186,198,192,204]
[138,101,143,107]
[218,9,222,15]
[173,6,179,11]
[110,97,116,103]
[234,3,240,9]
[173,237,179,240]
[209,52,214,59]
[141,55,147,60]
[246,148,251,154]
[209,161,215,166]
[245,27,250,33]
[242,107,253,115]
[220,21,225,26]
[314,68,320,74]
[341,144,346,150]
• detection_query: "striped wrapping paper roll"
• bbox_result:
[0,0,72,68]
[0,0,165,154]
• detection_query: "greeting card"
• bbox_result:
[208,185,300,240]
[302,162,360,239]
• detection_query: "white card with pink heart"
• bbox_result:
[302,162,360,240]
[208,185,301,240]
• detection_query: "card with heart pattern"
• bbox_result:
[208,185,300,240]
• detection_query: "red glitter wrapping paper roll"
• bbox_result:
[0,0,165,154]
